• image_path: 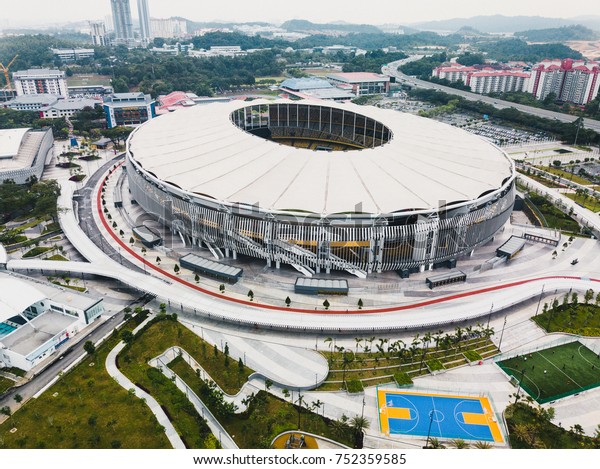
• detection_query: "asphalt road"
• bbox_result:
[383,59,600,134]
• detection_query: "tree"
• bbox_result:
[224,342,230,367]
[357,298,363,309]
[121,330,134,344]
[156,256,161,265]
[174,264,180,274]
[285,296,291,307]
[265,378,273,391]
[584,289,594,305]
[238,357,244,374]
[219,284,225,294]
[247,290,254,301]
[213,344,218,358]
[129,236,134,245]
[83,340,96,356]
[341,350,355,386]
[349,415,370,448]
[323,299,330,310]
[194,273,200,283]
[119,229,124,237]
[14,394,23,405]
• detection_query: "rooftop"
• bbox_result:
[0,128,30,160]
[128,99,514,216]
[4,94,59,106]
[280,77,333,91]
[326,72,390,83]
[13,69,64,78]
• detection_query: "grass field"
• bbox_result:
[533,303,600,336]
[563,192,600,212]
[541,167,594,186]
[0,376,13,394]
[497,341,600,404]
[0,311,171,449]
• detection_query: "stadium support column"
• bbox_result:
[367,224,384,274]
[412,215,439,271]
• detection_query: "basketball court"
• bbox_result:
[377,389,504,443]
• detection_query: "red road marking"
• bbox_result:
[97,161,599,315]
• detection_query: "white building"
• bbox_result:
[39,97,101,119]
[0,274,104,372]
[528,58,600,105]
[432,65,477,83]
[2,94,59,112]
[89,21,109,46]
[468,71,530,94]
[137,0,151,44]
[51,48,95,62]
[150,18,187,39]
[13,69,68,98]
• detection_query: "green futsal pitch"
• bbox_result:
[497,341,600,404]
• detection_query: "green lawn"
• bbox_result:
[22,246,53,258]
[526,193,580,232]
[45,254,69,261]
[497,341,600,404]
[0,311,171,449]
[563,192,600,212]
[533,303,600,336]
[542,166,594,186]
[169,357,354,449]
[0,376,14,394]
[117,315,254,448]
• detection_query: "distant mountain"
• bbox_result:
[412,15,579,34]
[454,26,488,37]
[280,19,382,34]
[515,24,599,42]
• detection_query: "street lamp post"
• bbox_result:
[424,410,434,448]
[514,368,527,404]
[535,284,545,316]
[498,316,507,351]
[487,303,494,329]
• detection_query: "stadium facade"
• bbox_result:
[126,99,515,277]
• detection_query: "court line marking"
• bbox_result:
[536,351,585,390]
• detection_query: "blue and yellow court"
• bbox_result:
[377,389,504,443]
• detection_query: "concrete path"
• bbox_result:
[105,342,185,449]
[150,349,239,449]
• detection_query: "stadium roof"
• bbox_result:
[0,128,29,159]
[128,99,513,215]
[327,72,390,83]
[0,277,46,323]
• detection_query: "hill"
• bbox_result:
[412,15,579,34]
[281,19,382,34]
[515,24,599,42]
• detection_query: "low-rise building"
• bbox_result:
[0,274,104,372]
[326,72,391,96]
[39,97,101,119]
[2,94,58,112]
[279,77,354,101]
[51,48,95,62]
[103,92,156,128]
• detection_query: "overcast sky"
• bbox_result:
[1,0,598,28]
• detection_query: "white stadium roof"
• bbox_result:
[0,277,46,323]
[128,99,513,215]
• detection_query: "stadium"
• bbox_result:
[125,99,515,277]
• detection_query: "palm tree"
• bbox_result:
[341,350,355,386]
[349,415,370,449]
[354,337,363,354]
[473,440,493,449]
[451,438,469,449]
[324,337,333,362]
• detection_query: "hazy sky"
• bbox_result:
[1,0,598,27]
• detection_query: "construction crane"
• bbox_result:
[0,54,19,90]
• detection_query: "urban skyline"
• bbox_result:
[0,0,598,28]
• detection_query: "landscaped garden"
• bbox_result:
[505,401,600,448]
[534,290,600,336]
[0,310,171,449]
[318,326,498,391]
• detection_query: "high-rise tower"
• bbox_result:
[110,0,134,44]
[137,0,151,43]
